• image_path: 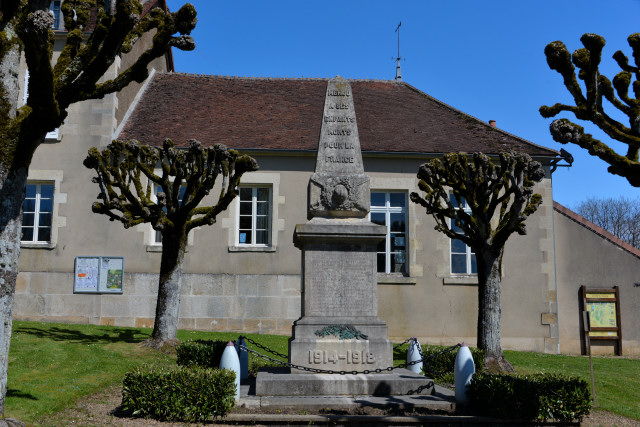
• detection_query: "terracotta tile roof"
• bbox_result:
[118,73,559,157]
[553,201,640,260]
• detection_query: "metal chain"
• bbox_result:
[419,342,462,378]
[393,337,413,350]
[237,339,462,376]
[238,335,287,359]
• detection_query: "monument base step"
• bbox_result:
[255,367,435,396]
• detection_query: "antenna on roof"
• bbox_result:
[394,22,403,81]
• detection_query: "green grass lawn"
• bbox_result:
[505,349,640,421]
[5,321,639,423]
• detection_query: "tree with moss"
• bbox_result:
[541,33,640,187]
[84,139,258,347]
[0,0,196,414]
[410,152,544,371]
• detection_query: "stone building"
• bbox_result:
[13,2,640,356]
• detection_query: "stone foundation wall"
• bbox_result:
[14,272,301,336]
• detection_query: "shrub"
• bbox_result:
[121,365,236,422]
[176,339,229,368]
[419,345,485,382]
[467,373,591,421]
[248,356,283,377]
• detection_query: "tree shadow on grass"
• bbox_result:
[13,326,149,344]
[7,388,38,400]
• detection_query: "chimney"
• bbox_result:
[489,120,497,128]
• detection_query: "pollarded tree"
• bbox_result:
[0,0,196,414]
[541,33,640,187]
[83,139,258,347]
[410,152,544,371]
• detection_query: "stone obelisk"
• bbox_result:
[255,77,434,397]
[288,76,393,373]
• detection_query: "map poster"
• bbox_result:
[580,285,622,355]
[74,256,100,293]
[99,257,124,293]
[587,302,617,337]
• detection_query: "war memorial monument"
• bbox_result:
[256,77,433,396]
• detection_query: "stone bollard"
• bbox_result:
[235,337,249,380]
[407,338,423,374]
[454,342,475,405]
[220,341,240,401]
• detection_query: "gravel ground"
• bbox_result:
[35,384,639,426]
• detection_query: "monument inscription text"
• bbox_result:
[309,350,375,365]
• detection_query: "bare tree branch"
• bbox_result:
[541,33,640,187]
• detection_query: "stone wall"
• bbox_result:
[14,272,301,336]
[554,207,640,356]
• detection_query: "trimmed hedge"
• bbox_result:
[420,345,485,382]
[122,365,236,422]
[177,338,284,377]
[176,339,229,368]
[467,373,592,422]
[248,356,283,377]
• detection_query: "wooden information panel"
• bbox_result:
[580,285,622,355]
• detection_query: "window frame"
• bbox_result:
[23,69,60,140]
[152,183,186,245]
[50,1,62,30]
[236,186,272,248]
[449,194,477,275]
[369,191,408,275]
[21,181,55,244]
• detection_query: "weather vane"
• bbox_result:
[394,22,403,81]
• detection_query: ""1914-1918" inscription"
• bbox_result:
[309,350,375,364]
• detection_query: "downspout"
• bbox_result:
[551,201,561,354]
[549,150,571,354]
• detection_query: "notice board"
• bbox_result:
[74,256,124,294]
[580,285,622,355]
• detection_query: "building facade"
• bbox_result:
[13,10,640,355]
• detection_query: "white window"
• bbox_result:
[50,1,63,30]
[370,192,407,274]
[450,194,477,275]
[22,182,54,243]
[153,184,186,244]
[237,187,271,246]
[23,69,60,140]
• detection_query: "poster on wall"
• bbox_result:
[99,257,124,293]
[74,256,100,293]
[74,256,124,294]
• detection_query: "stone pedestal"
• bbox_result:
[256,368,435,396]
[288,218,393,373]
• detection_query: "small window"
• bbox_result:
[49,1,62,30]
[238,187,271,246]
[450,194,477,275]
[23,69,59,140]
[370,192,407,274]
[154,184,186,244]
[22,182,54,243]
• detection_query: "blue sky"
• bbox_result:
[166,0,640,208]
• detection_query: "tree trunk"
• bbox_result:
[0,168,29,415]
[0,17,28,415]
[476,248,514,372]
[149,229,187,348]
